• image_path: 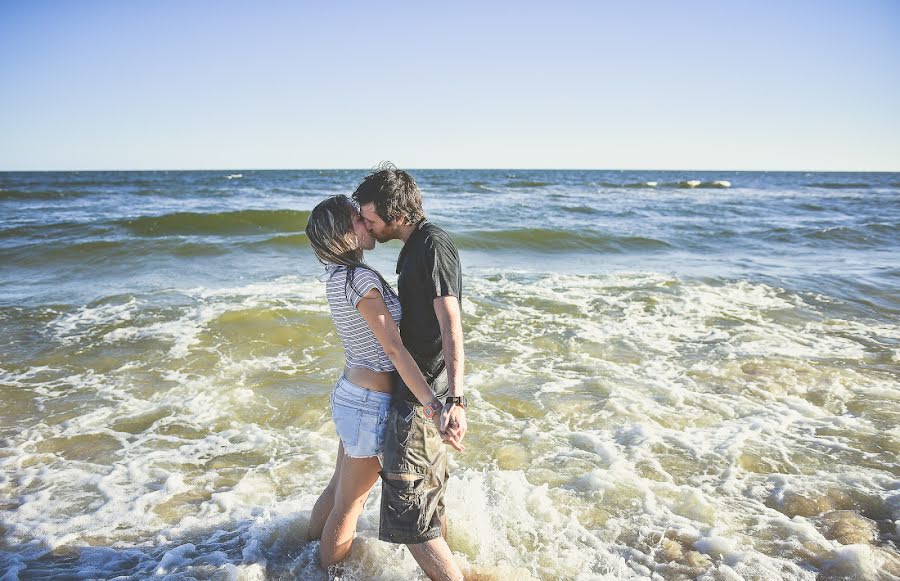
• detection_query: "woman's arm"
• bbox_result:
[356,288,464,452]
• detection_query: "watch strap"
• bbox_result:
[445,396,467,409]
[423,401,442,418]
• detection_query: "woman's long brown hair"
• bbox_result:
[305,195,395,301]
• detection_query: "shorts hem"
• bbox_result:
[342,450,383,461]
[377,527,443,545]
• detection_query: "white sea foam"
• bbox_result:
[49,297,139,345]
[2,271,898,579]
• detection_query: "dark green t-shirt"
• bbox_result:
[394,220,462,404]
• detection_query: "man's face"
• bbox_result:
[359,203,402,243]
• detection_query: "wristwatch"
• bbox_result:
[422,401,443,419]
[445,396,468,409]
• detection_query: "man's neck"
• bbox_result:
[396,221,420,243]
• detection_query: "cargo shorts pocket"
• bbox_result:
[332,399,362,448]
[380,471,426,534]
[384,406,416,452]
[397,407,418,447]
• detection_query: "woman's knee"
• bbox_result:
[323,478,339,498]
[330,495,368,522]
[318,528,355,567]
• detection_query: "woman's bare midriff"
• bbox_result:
[343,365,395,394]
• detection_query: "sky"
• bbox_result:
[1,0,899,171]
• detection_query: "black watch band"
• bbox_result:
[445,396,468,409]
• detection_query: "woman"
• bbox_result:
[304,195,461,567]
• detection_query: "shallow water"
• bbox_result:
[1,170,898,579]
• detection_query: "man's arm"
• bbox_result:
[434,295,467,444]
[356,289,464,452]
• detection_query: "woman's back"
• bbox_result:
[325,265,402,373]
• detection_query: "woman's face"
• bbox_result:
[352,209,376,251]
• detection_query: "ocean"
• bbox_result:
[0,169,898,580]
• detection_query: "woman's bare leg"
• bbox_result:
[318,453,381,567]
[308,442,344,541]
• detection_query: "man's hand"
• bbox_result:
[431,413,464,452]
[440,404,467,448]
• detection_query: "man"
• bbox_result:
[353,164,468,581]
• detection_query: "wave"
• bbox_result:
[1,238,229,268]
[591,180,730,190]
[3,230,311,268]
[505,180,552,188]
[561,205,600,215]
[0,209,312,241]
[0,187,225,201]
[116,209,311,236]
[807,182,872,189]
[0,175,178,198]
[0,189,98,200]
[467,181,500,193]
[670,180,732,189]
[763,223,898,248]
[591,181,656,189]
[253,233,309,247]
[455,228,671,252]
[0,221,113,241]
[805,223,898,245]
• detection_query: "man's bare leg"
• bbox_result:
[407,538,463,581]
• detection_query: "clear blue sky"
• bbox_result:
[1,0,898,171]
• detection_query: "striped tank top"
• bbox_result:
[325,265,402,372]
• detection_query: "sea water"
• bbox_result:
[0,170,898,579]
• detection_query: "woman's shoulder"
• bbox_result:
[323,264,346,281]
[352,268,388,295]
[324,264,390,293]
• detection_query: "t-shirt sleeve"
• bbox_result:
[347,268,384,308]
[426,235,462,300]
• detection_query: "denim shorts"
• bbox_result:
[330,375,392,459]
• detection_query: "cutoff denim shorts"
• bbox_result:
[330,375,392,460]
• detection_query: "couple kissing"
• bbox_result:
[305,163,469,581]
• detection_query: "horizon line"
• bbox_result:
[2,167,900,174]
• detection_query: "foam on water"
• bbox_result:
[1,270,898,579]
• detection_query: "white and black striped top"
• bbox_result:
[325,265,402,372]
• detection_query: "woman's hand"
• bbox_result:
[433,412,464,452]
